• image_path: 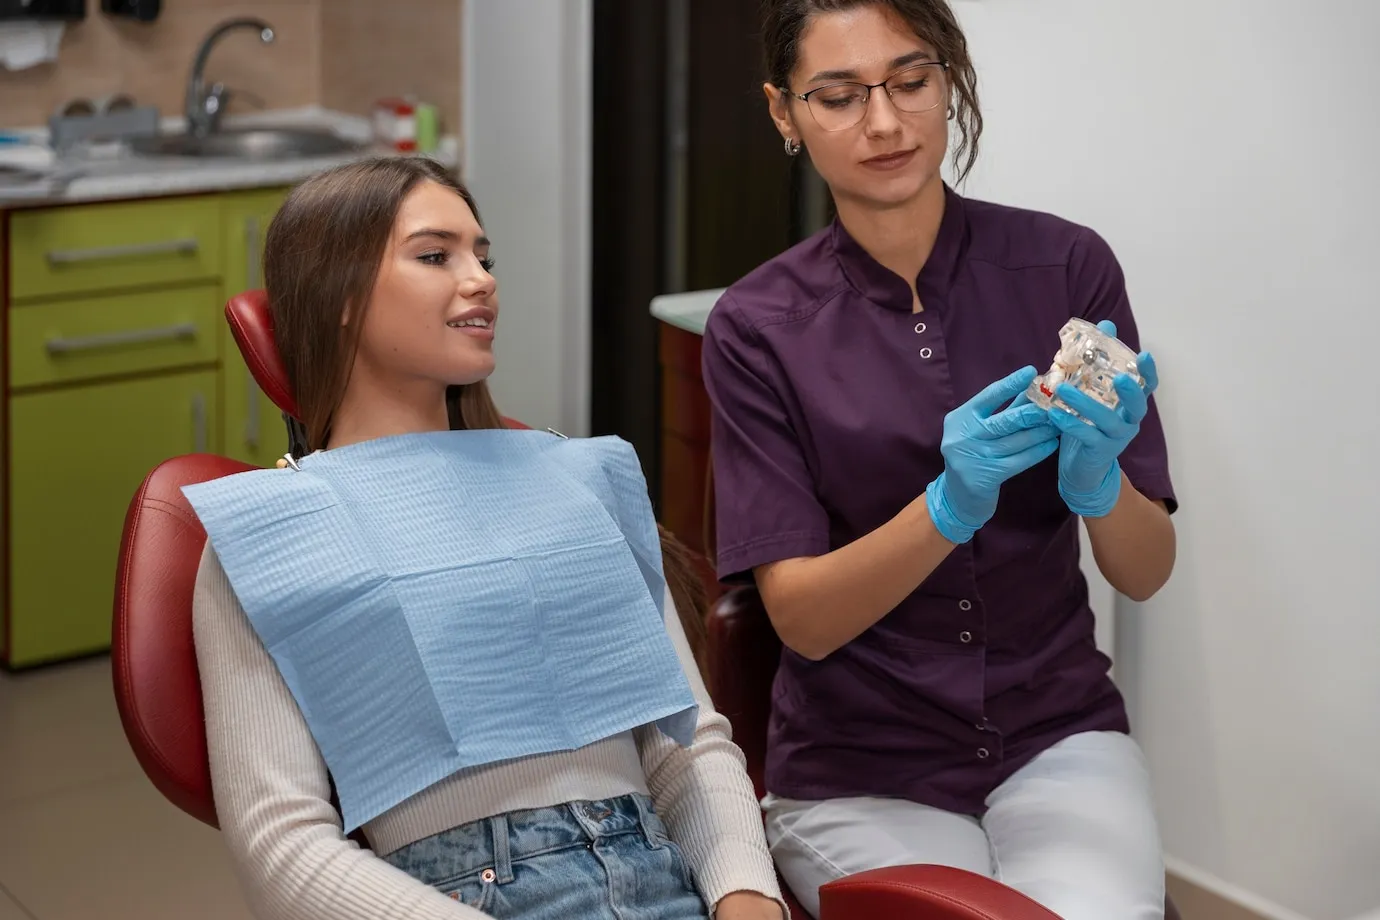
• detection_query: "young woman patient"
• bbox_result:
[187,157,785,920]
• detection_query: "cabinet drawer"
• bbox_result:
[9,285,220,389]
[10,197,222,301]
[7,369,220,666]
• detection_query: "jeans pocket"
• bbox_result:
[438,869,496,912]
[644,827,697,894]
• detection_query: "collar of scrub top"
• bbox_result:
[832,182,969,313]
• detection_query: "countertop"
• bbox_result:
[0,107,459,209]
[649,287,725,336]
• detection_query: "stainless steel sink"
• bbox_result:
[135,18,364,161]
[130,128,362,160]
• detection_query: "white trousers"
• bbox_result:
[763,731,1165,920]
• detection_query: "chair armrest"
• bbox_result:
[819,865,1062,919]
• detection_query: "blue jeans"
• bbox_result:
[384,793,709,919]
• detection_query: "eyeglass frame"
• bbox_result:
[783,61,951,131]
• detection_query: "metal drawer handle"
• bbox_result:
[45,238,200,265]
[45,322,198,355]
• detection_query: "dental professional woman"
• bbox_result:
[700,2,1178,919]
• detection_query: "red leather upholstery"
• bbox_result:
[706,584,780,799]
[821,867,1063,919]
[225,290,298,422]
[112,453,251,828]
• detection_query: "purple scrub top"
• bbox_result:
[702,185,1175,814]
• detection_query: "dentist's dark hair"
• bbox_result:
[761,0,983,181]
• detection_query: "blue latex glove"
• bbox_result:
[1049,319,1159,518]
[926,366,1060,544]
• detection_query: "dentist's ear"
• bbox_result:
[763,82,796,143]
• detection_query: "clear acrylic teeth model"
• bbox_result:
[1027,318,1143,419]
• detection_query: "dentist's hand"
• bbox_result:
[1049,319,1159,518]
[926,366,1060,545]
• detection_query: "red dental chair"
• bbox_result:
[113,289,1076,917]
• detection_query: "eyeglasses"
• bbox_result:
[788,61,950,132]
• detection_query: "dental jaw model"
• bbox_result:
[1027,318,1143,421]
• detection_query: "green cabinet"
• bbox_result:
[1,184,289,668]
[10,197,221,302]
[9,285,221,389]
[7,370,219,667]
[221,187,291,467]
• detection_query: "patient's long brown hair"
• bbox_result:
[262,157,708,678]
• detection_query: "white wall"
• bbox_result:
[949,2,1380,918]
[460,0,592,436]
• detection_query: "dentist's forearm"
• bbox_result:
[754,492,956,661]
[1085,471,1175,601]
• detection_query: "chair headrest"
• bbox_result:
[225,290,299,422]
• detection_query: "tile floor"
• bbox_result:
[0,656,252,920]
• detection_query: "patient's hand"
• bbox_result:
[715,890,786,920]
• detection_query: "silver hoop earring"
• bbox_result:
[784,137,802,157]
[947,104,956,120]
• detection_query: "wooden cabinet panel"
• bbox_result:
[657,322,714,567]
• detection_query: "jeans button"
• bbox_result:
[481,869,496,884]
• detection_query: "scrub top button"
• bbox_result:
[959,631,973,644]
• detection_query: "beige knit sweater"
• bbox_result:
[193,545,783,919]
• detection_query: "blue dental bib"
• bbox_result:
[183,430,698,832]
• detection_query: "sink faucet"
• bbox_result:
[186,17,275,137]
